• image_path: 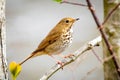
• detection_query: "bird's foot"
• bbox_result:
[57,61,64,70]
[64,53,75,58]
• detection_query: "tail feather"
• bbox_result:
[19,51,45,65]
[19,54,34,65]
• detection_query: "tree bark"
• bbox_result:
[0,0,8,80]
[103,0,120,80]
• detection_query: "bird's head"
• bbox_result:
[56,17,79,30]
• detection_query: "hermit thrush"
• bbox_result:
[19,17,79,65]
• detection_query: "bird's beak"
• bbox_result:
[75,18,79,21]
[72,18,79,22]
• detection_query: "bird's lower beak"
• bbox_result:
[72,18,79,22]
[75,18,79,21]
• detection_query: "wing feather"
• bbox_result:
[32,30,61,54]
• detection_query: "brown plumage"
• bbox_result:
[19,17,79,65]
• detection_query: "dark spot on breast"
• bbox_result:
[67,37,70,40]
[63,34,68,37]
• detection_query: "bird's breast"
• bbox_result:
[45,29,73,55]
[61,28,73,47]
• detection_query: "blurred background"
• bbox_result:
[6,0,103,80]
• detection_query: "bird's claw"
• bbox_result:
[57,61,64,70]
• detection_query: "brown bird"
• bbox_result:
[19,17,79,65]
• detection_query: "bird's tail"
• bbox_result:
[19,54,34,65]
[19,51,45,65]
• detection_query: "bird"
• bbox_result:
[19,17,79,65]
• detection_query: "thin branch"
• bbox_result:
[102,2,120,25]
[61,0,87,7]
[86,0,120,76]
[61,1,120,25]
[39,36,102,80]
[91,48,102,63]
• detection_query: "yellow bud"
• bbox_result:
[9,61,22,80]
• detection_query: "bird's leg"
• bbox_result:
[58,54,65,58]
[48,54,64,69]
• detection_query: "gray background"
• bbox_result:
[6,0,103,80]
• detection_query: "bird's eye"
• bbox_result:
[65,20,69,23]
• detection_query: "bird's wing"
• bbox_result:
[32,30,61,54]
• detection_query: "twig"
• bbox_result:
[39,36,102,80]
[102,2,120,25]
[61,0,87,7]
[91,48,102,63]
[103,55,114,63]
[61,1,120,25]
[86,0,120,76]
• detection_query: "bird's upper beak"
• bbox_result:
[71,18,79,22]
[75,18,79,21]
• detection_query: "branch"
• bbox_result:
[39,36,102,80]
[61,0,87,7]
[61,1,120,25]
[91,48,102,63]
[0,25,7,79]
[102,2,120,25]
[86,0,120,76]
[0,0,8,79]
